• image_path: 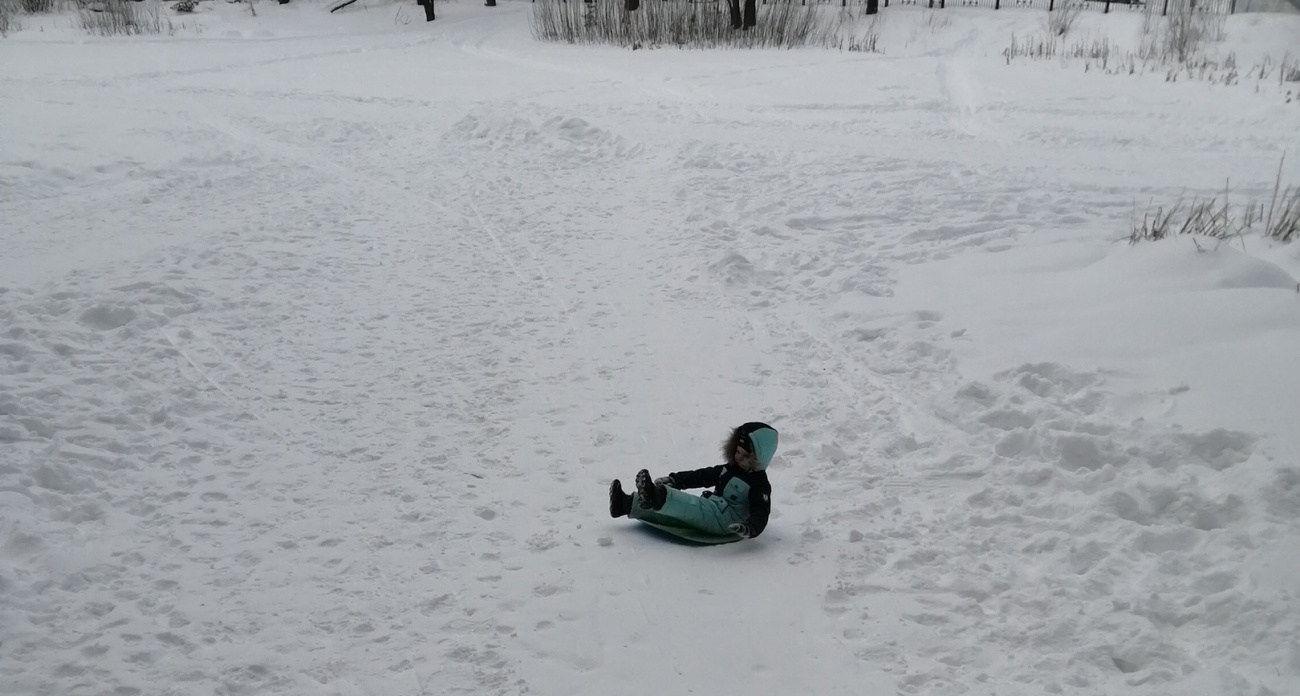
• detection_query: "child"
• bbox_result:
[609,422,778,539]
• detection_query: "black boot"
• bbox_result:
[635,469,666,511]
[609,480,632,518]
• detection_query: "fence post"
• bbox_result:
[1230,0,1236,12]
[1162,0,1168,15]
[995,0,999,9]
[1049,0,1054,10]
[1104,0,1110,12]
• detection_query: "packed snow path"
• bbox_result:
[3,5,1300,696]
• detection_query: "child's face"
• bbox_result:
[735,444,758,472]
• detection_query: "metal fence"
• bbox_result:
[887,0,1142,10]
[781,0,1241,13]
[638,0,1249,14]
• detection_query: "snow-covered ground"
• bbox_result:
[3,3,1300,695]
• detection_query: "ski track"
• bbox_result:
[2,6,1299,696]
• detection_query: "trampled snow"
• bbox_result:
[2,3,1299,695]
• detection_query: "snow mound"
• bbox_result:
[708,251,755,286]
[1105,240,1299,293]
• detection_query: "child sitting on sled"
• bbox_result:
[609,422,778,539]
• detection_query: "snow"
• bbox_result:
[3,2,1300,695]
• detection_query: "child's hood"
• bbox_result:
[748,425,779,471]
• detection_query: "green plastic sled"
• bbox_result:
[635,510,744,545]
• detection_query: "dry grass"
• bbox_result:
[0,0,16,36]
[1139,0,1225,65]
[532,0,880,51]
[1131,163,1300,246]
[1004,5,1298,92]
[1045,0,1083,38]
[79,0,173,35]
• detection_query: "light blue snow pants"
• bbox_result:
[628,480,750,536]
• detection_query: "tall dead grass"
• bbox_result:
[79,0,173,36]
[0,0,17,36]
[1131,161,1300,246]
[533,0,879,50]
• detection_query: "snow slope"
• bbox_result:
[2,3,1300,696]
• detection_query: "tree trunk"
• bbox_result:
[727,0,741,29]
[625,0,639,9]
[865,0,877,12]
[742,0,755,28]
[485,0,495,6]
[417,0,434,21]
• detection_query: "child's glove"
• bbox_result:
[654,475,676,489]
[728,522,752,539]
